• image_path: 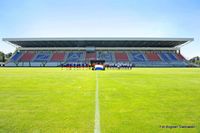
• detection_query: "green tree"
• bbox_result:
[6,52,12,59]
[0,51,5,62]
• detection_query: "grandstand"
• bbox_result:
[3,37,193,67]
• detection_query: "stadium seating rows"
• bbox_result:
[20,52,35,62]
[51,53,65,62]
[10,52,22,62]
[176,53,185,60]
[7,51,188,67]
[97,51,115,62]
[145,53,161,61]
[34,53,52,62]
[115,52,129,61]
[128,52,147,62]
[66,52,85,62]
[86,52,96,60]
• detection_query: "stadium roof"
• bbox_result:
[3,37,193,48]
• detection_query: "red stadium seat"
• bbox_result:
[145,53,161,61]
[20,52,35,62]
[115,52,129,61]
[51,53,65,62]
[86,52,96,60]
[176,53,185,61]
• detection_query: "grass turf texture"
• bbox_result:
[0,68,200,133]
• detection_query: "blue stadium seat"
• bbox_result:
[10,52,22,61]
[66,52,84,62]
[97,52,114,62]
[159,53,170,61]
[34,53,51,62]
[167,53,178,61]
[129,53,146,62]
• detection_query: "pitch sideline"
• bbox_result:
[94,72,101,133]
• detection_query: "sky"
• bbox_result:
[0,0,199,59]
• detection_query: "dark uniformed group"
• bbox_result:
[61,63,134,70]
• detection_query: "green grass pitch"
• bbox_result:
[0,68,200,133]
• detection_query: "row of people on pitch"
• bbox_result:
[105,64,134,69]
[62,63,89,67]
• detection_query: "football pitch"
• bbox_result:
[0,68,200,133]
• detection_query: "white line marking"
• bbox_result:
[94,72,101,133]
